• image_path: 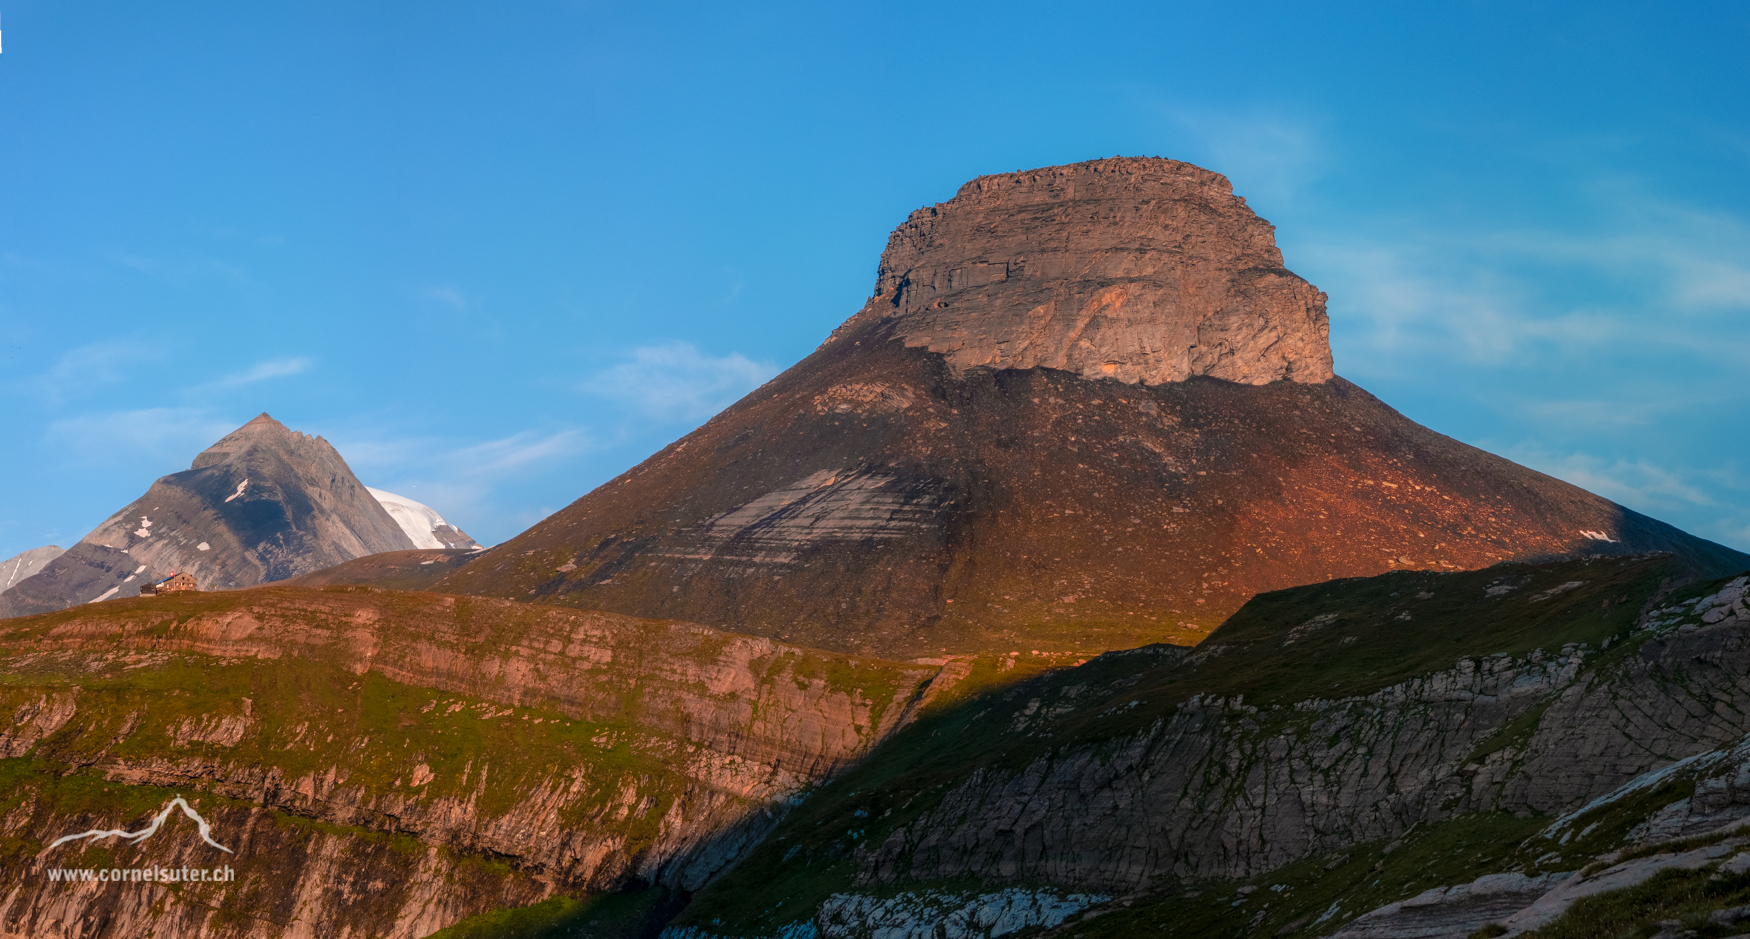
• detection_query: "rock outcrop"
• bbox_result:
[837,157,1333,386]
[0,586,961,938]
[0,414,415,616]
[426,158,1746,658]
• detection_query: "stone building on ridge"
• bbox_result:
[140,572,198,596]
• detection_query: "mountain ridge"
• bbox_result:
[0,413,414,617]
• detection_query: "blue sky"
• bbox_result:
[2,1,1747,558]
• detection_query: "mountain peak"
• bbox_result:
[839,156,1334,386]
[0,414,415,617]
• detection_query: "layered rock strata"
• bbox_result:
[0,586,958,938]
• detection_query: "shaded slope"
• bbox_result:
[0,585,962,938]
[0,413,414,616]
[664,555,1750,938]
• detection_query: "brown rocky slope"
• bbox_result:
[431,157,1746,658]
[0,586,962,938]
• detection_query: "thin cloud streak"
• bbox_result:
[203,357,315,391]
[332,427,592,539]
[1158,106,1326,207]
[581,342,777,423]
[26,342,162,403]
[1313,185,1750,380]
[44,408,240,469]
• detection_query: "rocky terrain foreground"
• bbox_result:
[659,556,1750,939]
[0,586,979,937]
[426,157,1746,659]
[0,414,417,617]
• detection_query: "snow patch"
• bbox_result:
[87,587,120,604]
[133,516,152,538]
[224,480,248,503]
[196,543,210,552]
[367,487,459,550]
[133,565,146,575]
[1579,529,1618,543]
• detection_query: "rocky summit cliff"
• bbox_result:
[839,158,1333,385]
[431,158,1747,657]
[0,414,415,616]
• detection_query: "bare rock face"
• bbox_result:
[838,157,1334,386]
[0,414,414,617]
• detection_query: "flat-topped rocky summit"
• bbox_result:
[425,157,1746,657]
[832,156,1334,386]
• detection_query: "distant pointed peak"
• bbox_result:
[190,413,298,468]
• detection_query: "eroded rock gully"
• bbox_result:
[0,587,961,938]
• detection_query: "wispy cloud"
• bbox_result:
[1514,446,1750,552]
[332,426,590,536]
[44,408,240,469]
[1310,187,1750,380]
[200,357,314,391]
[1160,107,1326,206]
[421,285,469,311]
[581,342,777,422]
[29,342,161,402]
[446,429,589,476]
[1535,452,1715,511]
[109,252,256,291]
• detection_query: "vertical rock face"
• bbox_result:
[0,414,415,617]
[843,157,1334,386]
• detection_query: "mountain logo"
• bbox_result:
[46,796,233,854]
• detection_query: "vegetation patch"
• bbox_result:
[421,886,682,939]
[1520,867,1750,939]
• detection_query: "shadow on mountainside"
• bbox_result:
[641,553,1750,939]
